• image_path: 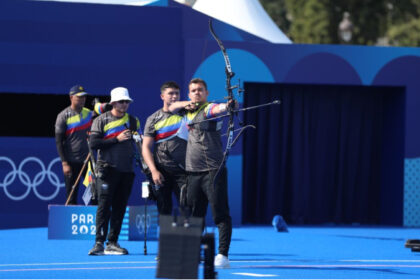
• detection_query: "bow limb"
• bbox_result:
[209,19,234,79]
[209,19,236,185]
[204,20,282,186]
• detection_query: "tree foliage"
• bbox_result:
[260,0,420,46]
[286,0,334,44]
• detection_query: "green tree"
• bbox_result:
[260,0,420,46]
[386,0,420,46]
[260,0,291,33]
[339,0,388,45]
[287,0,334,44]
[388,19,420,46]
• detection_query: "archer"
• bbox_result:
[168,78,237,269]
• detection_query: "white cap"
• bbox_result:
[110,87,133,103]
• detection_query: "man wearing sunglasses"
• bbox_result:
[88,87,140,256]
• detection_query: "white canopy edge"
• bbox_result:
[176,0,292,44]
[32,0,292,43]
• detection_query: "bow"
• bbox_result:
[207,19,281,184]
[209,19,238,183]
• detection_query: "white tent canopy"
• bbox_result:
[34,0,292,43]
[176,0,292,44]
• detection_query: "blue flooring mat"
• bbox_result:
[1,226,420,279]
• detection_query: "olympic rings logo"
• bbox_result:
[135,214,151,234]
[0,156,64,201]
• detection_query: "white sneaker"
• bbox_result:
[214,254,230,269]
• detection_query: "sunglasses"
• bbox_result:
[117,100,131,104]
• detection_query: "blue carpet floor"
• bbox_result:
[0,226,420,279]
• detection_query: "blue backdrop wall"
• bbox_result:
[1,0,419,228]
[185,41,420,226]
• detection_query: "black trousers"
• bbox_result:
[187,167,232,257]
[95,167,135,243]
[64,161,85,205]
[155,167,185,215]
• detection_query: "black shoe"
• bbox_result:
[105,242,128,255]
[412,246,420,252]
[88,242,105,256]
[405,239,420,248]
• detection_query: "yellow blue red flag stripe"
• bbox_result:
[65,108,92,136]
[155,115,183,142]
[104,113,129,139]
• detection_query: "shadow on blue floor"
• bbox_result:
[0,226,419,279]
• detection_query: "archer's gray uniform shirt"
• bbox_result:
[185,103,223,172]
[90,112,139,172]
[144,109,187,171]
[55,106,92,162]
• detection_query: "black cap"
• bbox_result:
[69,85,88,96]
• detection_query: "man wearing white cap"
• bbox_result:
[55,85,92,205]
[88,87,140,256]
